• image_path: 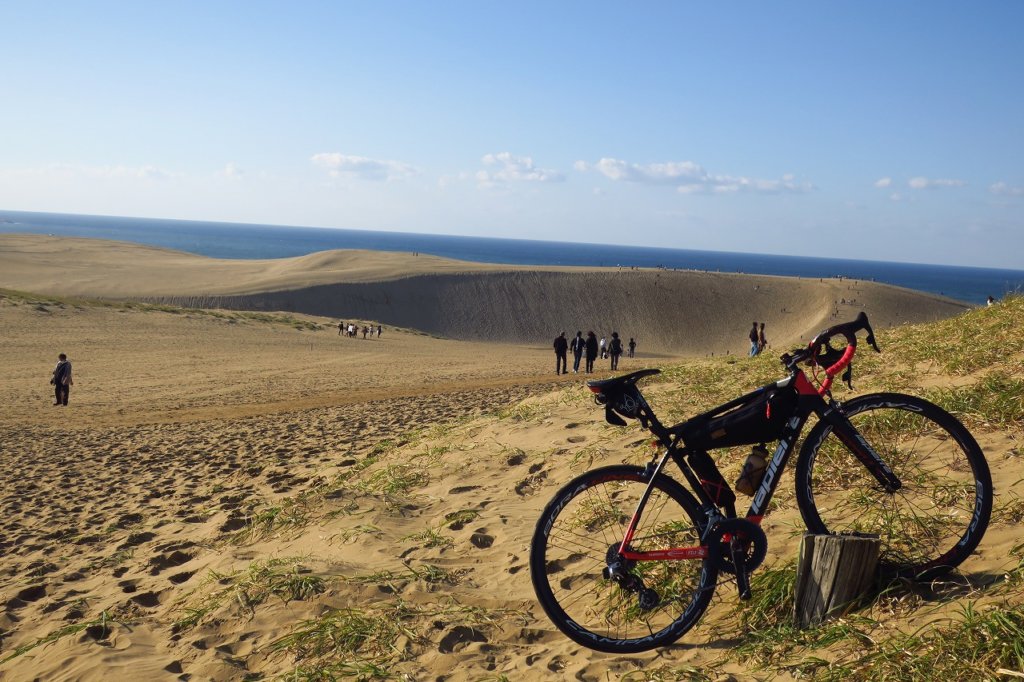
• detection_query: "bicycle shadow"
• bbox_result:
[875,569,1009,605]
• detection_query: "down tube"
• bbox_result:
[748,415,808,520]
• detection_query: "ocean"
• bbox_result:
[2,209,1022,305]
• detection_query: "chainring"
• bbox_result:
[706,518,768,575]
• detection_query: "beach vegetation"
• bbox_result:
[890,294,1024,376]
[0,611,118,664]
[401,526,454,550]
[269,596,523,680]
[443,508,480,530]
[355,463,430,501]
[925,370,1024,428]
[173,558,325,632]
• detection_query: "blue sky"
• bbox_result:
[2,2,1022,268]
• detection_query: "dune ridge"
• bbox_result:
[0,234,970,353]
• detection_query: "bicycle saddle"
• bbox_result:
[586,368,661,394]
[588,369,661,425]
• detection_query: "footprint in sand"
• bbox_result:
[16,584,47,603]
[130,591,161,608]
[504,451,526,467]
[148,549,194,576]
[168,570,195,585]
[438,625,487,653]
[470,530,494,549]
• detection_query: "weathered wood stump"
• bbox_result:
[794,533,880,628]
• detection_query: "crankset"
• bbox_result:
[705,518,768,576]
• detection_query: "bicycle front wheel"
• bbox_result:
[795,393,992,580]
[530,465,716,653]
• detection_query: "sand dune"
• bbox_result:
[0,234,970,354]
[0,290,1020,681]
[0,237,1020,680]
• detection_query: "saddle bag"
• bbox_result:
[682,386,796,451]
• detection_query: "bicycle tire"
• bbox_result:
[795,393,992,580]
[530,465,717,653]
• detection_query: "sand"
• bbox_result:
[0,234,969,354]
[0,235,1018,680]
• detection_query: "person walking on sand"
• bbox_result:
[749,322,760,357]
[570,331,584,373]
[585,331,599,373]
[628,337,636,358]
[599,335,607,360]
[338,321,345,336]
[362,325,368,339]
[50,353,73,406]
[553,331,569,375]
[377,324,382,338]
[608,332,623,371]
[758,322,768,354]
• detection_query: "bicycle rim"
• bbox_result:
[797,393,992,579]
[530,465,716,653]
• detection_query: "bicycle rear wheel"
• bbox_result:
[530,465,716,653]
[796,393,991,580]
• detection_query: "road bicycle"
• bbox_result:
[530,313,992,653]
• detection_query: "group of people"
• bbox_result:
[553,331,637,374]
[338,321,382,339]
[748,321,768,356]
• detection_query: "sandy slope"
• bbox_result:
[0,236,1015,681]
[0,234,969,354]
[0,290,1021,681]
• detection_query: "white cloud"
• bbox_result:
[582,157,812,194]
[222,162,243,179]
[476,152,564,187]
[990,181,1024,197]
[907,176,966,190]
[0,163,177,181]
[310,153,418,181]
[874,177,892,188]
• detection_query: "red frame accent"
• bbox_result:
[619,516,765,562]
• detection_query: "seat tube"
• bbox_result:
[619,447,675,550]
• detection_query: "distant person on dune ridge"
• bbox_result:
[338,321,345,335]
[553,331,568,375]
[585,331,599,373]
[628,337,636,358]
[570,331,584,373]
[50,352,73,406]
[377,324,382,337]
[608,332,623,371]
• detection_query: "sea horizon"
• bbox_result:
[2,208,1023,306]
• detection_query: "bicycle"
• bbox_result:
[530,312,992,653]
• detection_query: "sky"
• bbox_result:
[2,2,1023,269]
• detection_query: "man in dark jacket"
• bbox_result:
[585,331,599,373]
[608,332,623,370]
[569,331,584,373]
[553,331,569,375]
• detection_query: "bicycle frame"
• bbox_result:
[616,365,903,564]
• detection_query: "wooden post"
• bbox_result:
[794,533,880,628]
